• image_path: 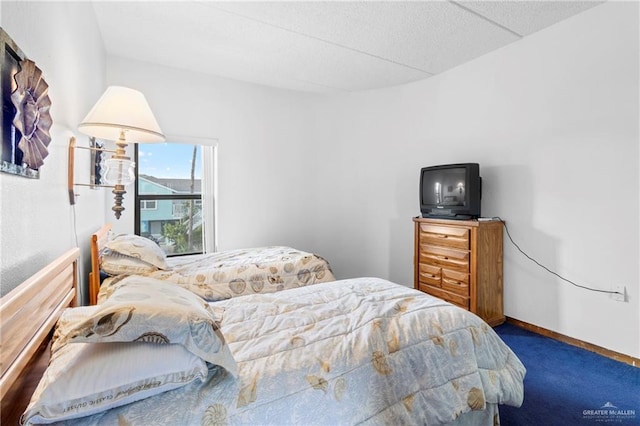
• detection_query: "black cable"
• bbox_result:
[494,217,622,296]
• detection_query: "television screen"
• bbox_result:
[420,163,481,219]
[421,167,468,207]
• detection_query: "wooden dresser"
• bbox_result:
[413,217,504,326]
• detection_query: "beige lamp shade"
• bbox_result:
[78,86,165,143]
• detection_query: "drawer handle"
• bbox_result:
[437,235,448,239]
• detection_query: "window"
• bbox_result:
[172,201,187,218]
[172,199,202,218]
[135,139,217,256]
[140,200,157,210]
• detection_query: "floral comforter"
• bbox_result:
[71,277,525,425]
[99,246,335,303]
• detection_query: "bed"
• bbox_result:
[89,224,336,305]
[1,248,80,425]
[17,267,524,424]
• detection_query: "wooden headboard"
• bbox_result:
[89,223,111,305]
[0,247,80,424]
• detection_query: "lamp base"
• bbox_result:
[112,184,126,219]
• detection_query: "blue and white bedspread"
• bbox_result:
[47,277,526,425]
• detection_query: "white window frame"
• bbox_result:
[134,136,218,255]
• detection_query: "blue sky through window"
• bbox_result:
[138,143,202,179]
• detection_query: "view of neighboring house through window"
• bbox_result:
[140,199,157,210]
[135,142,205,256]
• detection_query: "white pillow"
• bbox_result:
[23,310,210,424]
[63,276,238,376]
[100,252,159,276]
[103,234,169,270]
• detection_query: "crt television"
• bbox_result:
[420,163,481,219]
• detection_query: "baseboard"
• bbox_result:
[505,317,639,368]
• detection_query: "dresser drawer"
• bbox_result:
[419,246,469,272]
[441,269,469,296]
[418,263,441,287]
[419,224,470,250]
[418,283,470,310]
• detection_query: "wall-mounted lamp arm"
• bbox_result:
[68,136,117,206]
[74,145,117,155]
[73,183,115,188]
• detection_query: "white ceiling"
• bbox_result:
[91,1,604,93]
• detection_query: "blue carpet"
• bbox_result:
[494,323,640,425]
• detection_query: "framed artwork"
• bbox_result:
[1,28,52,179]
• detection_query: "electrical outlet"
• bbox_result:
[611,285,627,302]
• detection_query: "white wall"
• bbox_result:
[0,2,107,302]
[106,56,321,251]
[307,1,639,358]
